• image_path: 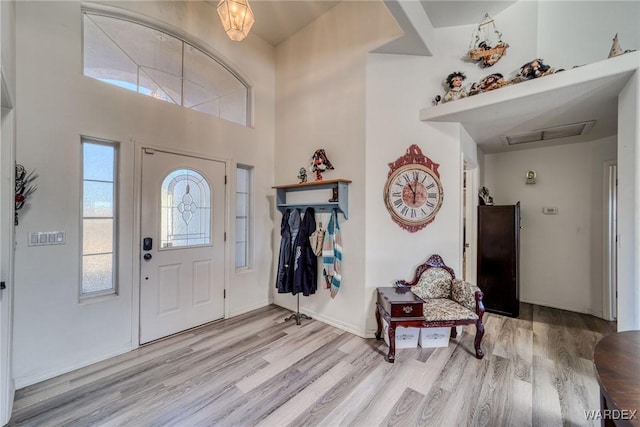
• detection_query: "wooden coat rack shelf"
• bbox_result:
[273,179,352,219]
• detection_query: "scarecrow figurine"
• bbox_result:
[309,149,334,181]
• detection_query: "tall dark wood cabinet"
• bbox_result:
[477,202,520,317]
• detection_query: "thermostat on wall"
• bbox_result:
[542,207,558,215]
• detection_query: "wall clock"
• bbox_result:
[383,144,444,233]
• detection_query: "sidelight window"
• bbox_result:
[81,139,118,296]
[235,165,252,269]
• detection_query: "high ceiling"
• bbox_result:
[419,1,516,28]
[237,0,634,153]
[247,0,516,46]
[249,1,341,46]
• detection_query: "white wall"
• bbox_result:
[411,0,639,320]
[14,1,276,387]
[428,0,539,88]
[484,138,617,316]
[366,53,465,335]
[617,71,640,331]
[274,1,400,336]
[1,0,16,102]
[538,1,640,69]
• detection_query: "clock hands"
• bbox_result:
[408,182,416,204]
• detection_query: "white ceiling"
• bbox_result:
[419,1,517,28]
[246,0,517,46]
[240,1,634,153]
[248,0,340,46]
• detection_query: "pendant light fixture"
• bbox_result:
[217,0,255,42]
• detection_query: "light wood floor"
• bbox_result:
[8,303,615,426]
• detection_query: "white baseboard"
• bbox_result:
[521,298,600,318]
[227,299,271,318]
[15,345,134,389]
[287,306,368,338]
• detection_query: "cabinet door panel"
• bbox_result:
[477,204,519,317]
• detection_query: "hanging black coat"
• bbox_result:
[292,207,317,296]
[276,209,300,294]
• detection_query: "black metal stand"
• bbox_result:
[284,293,312,325]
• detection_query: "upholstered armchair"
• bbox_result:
[396,254,485,359]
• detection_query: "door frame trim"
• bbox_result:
[602,160,617,321]
[132,143,230,346]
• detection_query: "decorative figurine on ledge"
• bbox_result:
[608,33,636,58]
[297,167,308,184]
[442,71,468,103]
[309,149,334,181]
[517,58,555,80]
[478,73,508,93]
[478,186,494,206]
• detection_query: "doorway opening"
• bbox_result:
[603,161,617,321]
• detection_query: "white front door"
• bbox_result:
[140,148,225,344]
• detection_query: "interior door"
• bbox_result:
[140,148,225,344]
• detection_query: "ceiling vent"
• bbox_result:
[505,120,596,145]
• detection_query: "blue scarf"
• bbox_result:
[322,210,342,298]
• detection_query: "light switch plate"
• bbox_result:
[28,231,66,246]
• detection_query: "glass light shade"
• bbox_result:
[217,0,255,42]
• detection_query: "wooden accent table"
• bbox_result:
[594,331,640,427]
[375,287,425,363]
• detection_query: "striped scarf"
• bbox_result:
[322,209,342,298]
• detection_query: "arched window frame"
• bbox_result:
[81,6,252,127]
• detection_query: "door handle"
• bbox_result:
[143,253,152,261]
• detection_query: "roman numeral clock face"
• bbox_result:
[384,147,444,232]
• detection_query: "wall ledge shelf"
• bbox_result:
[418,52,640,153]
[273,179,352,219]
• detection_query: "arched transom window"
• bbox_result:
[161,169,212,248]
[83,11,249,126]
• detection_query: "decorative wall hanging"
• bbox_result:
[467,13,509,68]
[309,149,334,181]
[383,144,443,233]
[15,164,38,226]
[525,170,537,185]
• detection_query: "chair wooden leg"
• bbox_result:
[450,326,457,339]
[474,319,485,359]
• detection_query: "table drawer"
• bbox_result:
[377,287,424,318]
[389,302,423,317]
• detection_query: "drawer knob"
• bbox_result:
[402,306,413,314]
